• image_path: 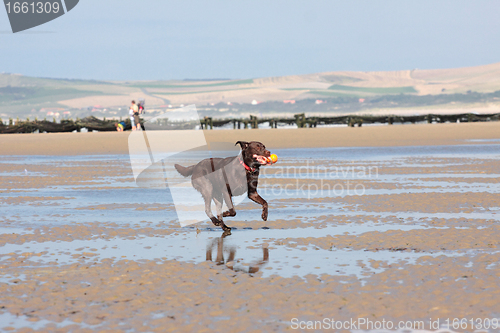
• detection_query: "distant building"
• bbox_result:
[40,107,64,113]
[283,100,296,104]
[358,98,365,103]
[251,100,260,105]
[315,100,325,104]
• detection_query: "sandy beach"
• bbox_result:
[0,123,499,332]
[0,122,499,155]
[4,0,500,331]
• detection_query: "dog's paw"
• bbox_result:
[262,210,268,221]
[223,210,236,217]
[211,218,222,226]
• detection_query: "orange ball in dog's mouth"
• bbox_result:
[253,154,278,165]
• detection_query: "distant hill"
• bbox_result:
[1,62,500,120]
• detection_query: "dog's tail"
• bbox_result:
[174,164,195,177]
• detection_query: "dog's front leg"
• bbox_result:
[248,191,268,221]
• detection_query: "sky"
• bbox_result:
[0,0,499,80]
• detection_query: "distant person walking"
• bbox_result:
[131,100,141,131]
[129,101,136,130]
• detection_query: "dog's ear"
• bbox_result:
[235,141,249,150]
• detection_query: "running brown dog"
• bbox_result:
[174,141,271,233]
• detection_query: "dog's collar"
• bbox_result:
[238,155,255,172]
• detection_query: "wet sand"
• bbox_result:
[1,121,500,155]
[1,142,500,331]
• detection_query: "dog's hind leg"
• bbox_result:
[213,194,224,221]
[222,190,237,218]
[202,194,222,227]
[214,195,232,232]
[193,176,223,228]
[204,196,230,232]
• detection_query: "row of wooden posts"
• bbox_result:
[1,112,499,134]
[200,112,500,129]
[0,116,132,134]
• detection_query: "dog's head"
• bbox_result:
[235,141,271,167]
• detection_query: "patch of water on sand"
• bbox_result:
[266,199,500,222]
[0,227,33,235]
[0,312,96,331]
[0,273,27,284]
[0,155,127,165]
[262,172,500,181]
[0,188,179,227]
[337,209,500,222]
[0,224,450,280]
[0,227,34,235]
[0,171,45,177]
[466,138,500,143]
[258,185,500,199]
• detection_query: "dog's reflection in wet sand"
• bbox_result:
[206,236,269,274]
